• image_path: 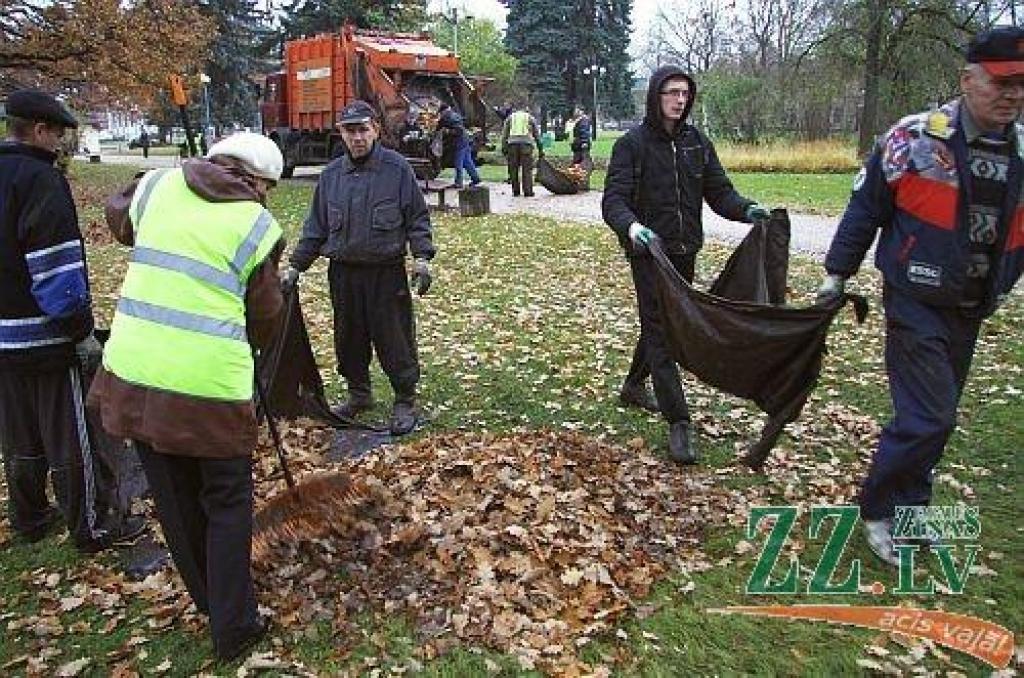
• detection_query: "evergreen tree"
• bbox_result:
[280,0,427,40]
[503,0,574,123]
[503,0,633,123]
[199,0,274,130]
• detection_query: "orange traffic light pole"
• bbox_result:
[168,74,199,157]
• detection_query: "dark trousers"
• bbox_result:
[859,288,982,521]
[623,248,696,424]
[507,144,535,197]
[328,261,419,403]
[0,366,107,548]
[136,443,260,656]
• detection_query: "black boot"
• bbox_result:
[668,421,698,465]
[389,400,418,436]
[619,383,659,413]
[331,394,374,419]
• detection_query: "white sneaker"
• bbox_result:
[863,519,900,567]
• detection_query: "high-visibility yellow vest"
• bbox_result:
[509,110,531,137]
[103,168,281,401]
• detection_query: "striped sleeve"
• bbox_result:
[18,172,93,325]
[25,239,89,317]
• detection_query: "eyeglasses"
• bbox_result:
[660,88,690,99]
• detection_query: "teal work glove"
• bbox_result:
[628,223,655,252]
[745,204,770,222]
[814,273,846,306]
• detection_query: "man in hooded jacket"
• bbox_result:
[602,65,769,464]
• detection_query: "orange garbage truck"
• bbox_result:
[261,25,490,179]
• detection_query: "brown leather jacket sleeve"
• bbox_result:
[104,175,144,246]
[246,239,285,350]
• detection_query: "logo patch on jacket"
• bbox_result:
[908,261,942,287]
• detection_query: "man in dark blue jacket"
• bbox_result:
[0,90,144,552]
[282,101,435,435]
[602,66,768,464]
[817,28,1024,566]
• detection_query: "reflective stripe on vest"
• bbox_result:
[510,110,530,137]
[129,168,172,236]
[105,169,282,401]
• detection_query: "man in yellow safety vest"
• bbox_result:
[89,131,285,662]
[500,102,544,197]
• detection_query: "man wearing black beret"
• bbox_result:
[0,89,145,553]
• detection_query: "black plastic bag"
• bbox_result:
[647,212,867,468]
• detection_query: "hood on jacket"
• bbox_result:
[643,65,696,138]
[182,157,267,206]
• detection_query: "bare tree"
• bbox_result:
[644,0,732,74]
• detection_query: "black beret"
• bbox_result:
[6,89,78,129]
[337,100,377,125]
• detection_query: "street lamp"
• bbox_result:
[199,72,212,140]
[444,6,472,57]
[582,64,606,140]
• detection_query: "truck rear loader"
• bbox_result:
[261,25,489,179]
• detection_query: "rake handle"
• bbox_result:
[253,362,296,490]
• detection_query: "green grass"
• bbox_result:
[1,162,1019,676]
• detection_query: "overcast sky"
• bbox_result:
[426,0,664,59]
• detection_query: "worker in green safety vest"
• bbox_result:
[500,101,543,197]
[89,131,285,662]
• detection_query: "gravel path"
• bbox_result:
[99,155,847,260]
[480,180,845,260]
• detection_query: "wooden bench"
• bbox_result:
[420,179,456,212]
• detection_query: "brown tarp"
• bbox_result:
[649,210,868,468]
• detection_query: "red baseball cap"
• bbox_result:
[967,27,1024,77]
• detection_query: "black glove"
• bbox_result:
[411,259,431,296]
[75,333,102,373]
[280,266,300,293]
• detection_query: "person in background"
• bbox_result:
[438,103,481,189]
[815,27,1024,566]
[570,106,593,165]
[500,101,544,197]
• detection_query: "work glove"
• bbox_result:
[280,266,300,293]
[815,273,847,306]
[411,258,431,296]
[745,203,770,222]
[628,223,655,253]
[75,332,102,372]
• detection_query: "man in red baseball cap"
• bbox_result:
[963,26,1024,132]
[815,26,1024,567]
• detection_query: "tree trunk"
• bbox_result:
[857,0,885,157]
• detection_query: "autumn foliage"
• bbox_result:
[0,0,214,107]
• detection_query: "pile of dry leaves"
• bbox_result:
[253,429,741,674]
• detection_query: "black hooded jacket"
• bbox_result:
[602,66,754,255]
